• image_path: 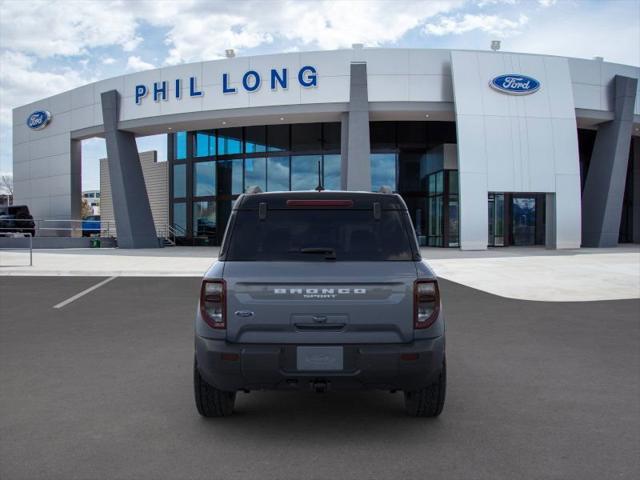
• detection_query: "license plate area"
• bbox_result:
[296,346,343,371]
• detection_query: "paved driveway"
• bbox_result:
[1,277,638,479]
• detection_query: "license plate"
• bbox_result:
[296,346,343,371]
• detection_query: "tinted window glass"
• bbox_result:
[244,157,266,192]
[175,131,187,160]
[292,123,322,151]
[193,200,216,236]
[291,155,321,190]
[371,153,396,192]
[173,202,186,233]
[267,124,289,152]
[218,128,242,155]
[267,156,289,191]
[245,126,267,153]
[194,161,216,196]
[226,209,414,261]
[323,123,341,151]
[194,131,215,157]
[173,164,186,198]
[218,159,243,194]
[323,154,341,190]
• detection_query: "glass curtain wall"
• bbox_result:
[369,121,459,247]
[169,123,341,245]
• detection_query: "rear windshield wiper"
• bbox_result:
[299,247,337,260]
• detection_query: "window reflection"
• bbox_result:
[244,157,266,192]
[194,161,215,197]
[218,128,242,155]
[370,153,396,192]
[175,131,187,160]
[195,131,215,157]
[218,159,243,195]
[193,201,216,237]
[245,126,267,153]
[267,156,289,191]
[173,202,186,234]
[291,155,322,190]
[173,164,186,198]
[323,154,341,190]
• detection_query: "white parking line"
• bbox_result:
[53,276,118,309]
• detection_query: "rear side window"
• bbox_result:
[225,209,415,261]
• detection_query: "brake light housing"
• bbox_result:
[200,279,226,329]
[414,279,440,329]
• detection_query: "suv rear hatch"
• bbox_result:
[220,193,421,344]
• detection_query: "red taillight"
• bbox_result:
[414,279,440,329]
[200,279,226,329]
[286,199,354,207]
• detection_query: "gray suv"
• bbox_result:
[194,191,446,417]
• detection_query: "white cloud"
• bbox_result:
[126,55,155,72]
[126,0,464,65]
[538,0,557,7]
[0,0,142,57]
[424,13,529,37]
[102,57,116,65]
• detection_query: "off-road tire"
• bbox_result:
[404,358,446,417]
[194,358,236,417]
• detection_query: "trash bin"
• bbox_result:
[90,238,101,248]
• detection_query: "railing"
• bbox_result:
[162,223,188,246]
[0,218,116,237]
[0,232,33,266]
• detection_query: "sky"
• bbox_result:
[0,0,639,192]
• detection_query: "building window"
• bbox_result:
[175,131,187,160]
[323,154,341,190]
[244,157,267,192]
[217,128,242,155]
[245,126,267,153]
[218,159,243,195]
[291,155,322,190]
[173,202,186,234]
[194,131,215,157]
[267,124,290,152]
[267,156,290,191]
[292,124,322,152]
[371,153,397,192]
[194,161,216,197]
[173,164,186,198]
[193,200,216,237]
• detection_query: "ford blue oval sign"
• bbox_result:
[26,110,52,130]
[490,74,541,95]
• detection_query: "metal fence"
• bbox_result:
[0,232,33,266]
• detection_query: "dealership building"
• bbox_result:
[11,47,640,249]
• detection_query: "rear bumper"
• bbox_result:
[195,336,445,392]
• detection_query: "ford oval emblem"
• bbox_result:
[26,110,52,130]
[490,74,540,95]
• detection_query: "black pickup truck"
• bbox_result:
[0,205,36,237]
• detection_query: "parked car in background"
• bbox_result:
[82,215,101,237]
[0,205,36,237]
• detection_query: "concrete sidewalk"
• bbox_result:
[0,245,638,302]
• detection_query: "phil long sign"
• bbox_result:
[135,65,318,105]
[490,74,541,95]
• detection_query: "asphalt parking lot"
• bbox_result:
[1,276,639,480]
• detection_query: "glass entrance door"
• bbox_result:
[488,193,505,246]
[512,197,536,246]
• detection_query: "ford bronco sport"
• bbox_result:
[194,191,446,417]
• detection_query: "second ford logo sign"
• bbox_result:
[490,74,540,95]
[26,110,52,130]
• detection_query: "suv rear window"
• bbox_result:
[224,209,416,261]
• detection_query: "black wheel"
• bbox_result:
[404,358,446,417]
[193,357,236,417]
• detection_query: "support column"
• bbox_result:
[101,90,159,248]
[343,63,371,191]
[581,75,638,247]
